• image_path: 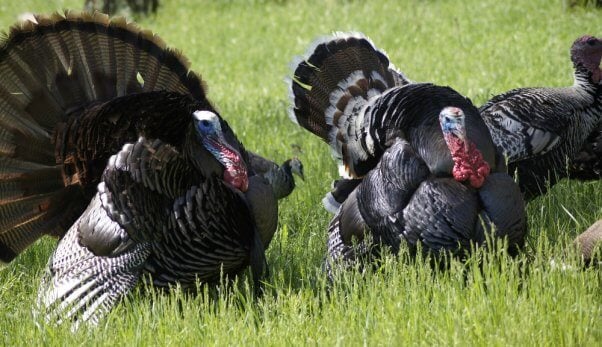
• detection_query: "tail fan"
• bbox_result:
[288,32,410,178]
[0,11,209,263]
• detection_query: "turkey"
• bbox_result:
[574,219,602,266]
[0,12,288,326]
[288,33,527,271]
[479,35,602,199]
[247,152,304,200]
[84,0,159,17]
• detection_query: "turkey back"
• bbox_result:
[0,11,209,263]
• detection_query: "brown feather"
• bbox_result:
[0,11,211,263]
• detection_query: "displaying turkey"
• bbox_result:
[0,12,287,326]
[289,33,527,270]
[574,219,602,266]
[247,152,304,200]
[479,35,602,199]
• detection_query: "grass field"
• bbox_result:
[0,0,601,345]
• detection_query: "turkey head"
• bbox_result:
[190,110,249,191]
[439,107,491,188]
[570,35,602,84]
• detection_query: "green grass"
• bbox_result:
[1,0,601,345]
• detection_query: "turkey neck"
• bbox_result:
[183,125,224,178]
[573,63,601,93]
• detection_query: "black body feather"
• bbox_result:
[479,36,602,198]
[0,12,283,326]
[290,33,527,275]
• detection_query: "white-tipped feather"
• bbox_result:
[287,31,406,128]
[38,196,150,328]
[288,31,413,179]
[322,192,342,214]
[284,76,300,125]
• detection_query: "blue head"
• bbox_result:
[439,106,466,141]
[192,110,248,191]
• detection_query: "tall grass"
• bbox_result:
[0,0,601,345]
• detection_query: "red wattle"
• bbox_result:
[213,140,249,192]
[446,136,490,189]
[224,166,249,192]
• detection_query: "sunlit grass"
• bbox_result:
[0,0,601,345]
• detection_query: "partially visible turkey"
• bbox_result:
[84,0,159,17]
[247,152,304,200]
[0,12,287,326]
[574,219,602,266]
[289,33,527,271]
[479,35,602,199]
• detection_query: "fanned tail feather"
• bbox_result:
[288,32,410,178]
[0,11,209,263]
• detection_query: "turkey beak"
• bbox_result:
[454,128,468,152]
[451,127,466,141]
[296,163,305,181]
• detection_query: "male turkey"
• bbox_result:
[479,35,602,198]
[0,12,288,325]
[574,219,602,266]
[289,34,527,270]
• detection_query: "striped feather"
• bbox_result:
[288,32,410,178]
[479,36,602,198]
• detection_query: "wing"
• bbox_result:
[574,219,602,264]
[37,193,151,328]
[357,138,430,249]
[479,87,580,161]
[38,137,192,327]
[101,138,266,290]
[86,137,194,246]
[244,175,278,248]
[326,138,430,271]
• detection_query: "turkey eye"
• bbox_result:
[201,120,210,128]
[586,38,596,46]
